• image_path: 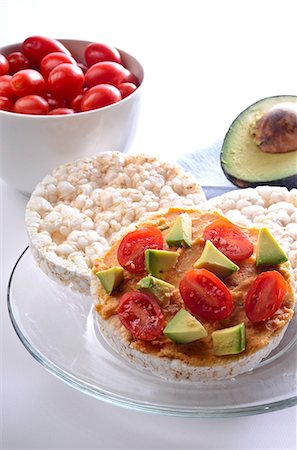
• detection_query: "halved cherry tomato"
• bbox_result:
[10,69,46,97]
[118,82,137,99]
[85,61,126,87]
[40,52,77,79]
[22,36,71,64]
[245,271,288,323]
[6,52,29,74]
[0,54,9,75]
[0,75,14,99]
[0,96,13,111]
[203,218,254,262]
[48,63,84,100]
[48,107,75,115]
[118,291,165,341]
[117,227,163,273]
[179,269,233,320]
[81,84,121,111]
[14,95,49,115]
[85,42,121,66]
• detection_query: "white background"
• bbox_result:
[1,0,297,449]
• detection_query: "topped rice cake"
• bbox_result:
[91,207,295,381]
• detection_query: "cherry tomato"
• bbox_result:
[117,82,137,99]
[0,54,9,75]
[40,52,77,79]
[85,61,126,87]
[0,96,13,111]
[203,218,254,263]
[14,95,49,115]
[179,269,233,320]
[22,36,71,64]
[48,63,84,100]
[6,52,29,74]
[122,69,139,86]
[45,92,68,110]
[81,84,121,111]
[245,271,288,323]
[48,107,75,115]
[117,227,164,273]
[118,291,165,341]
[0,75,14,99]
[10,69,46,97]
[84,42,121,66]
[70,93,83,111]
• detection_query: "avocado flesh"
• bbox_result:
[145,249,179,279]
[137,275,175,307]
[256,227,288,266]
[221,95,297,187]
[96,266,124,294]
[164,309,208,344]
[166,213,192,247]
[212,323,245,356]
[194,240,239,279]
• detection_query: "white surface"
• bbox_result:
[1,0,297,449]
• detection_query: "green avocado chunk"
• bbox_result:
[193,240,239,279]
[96,267,124,294]
[256,227,288,266]
[136,275,175,307]
[145,249,179,279]
[212,323,245,356]
[166,213,192,247]
[164,309,208,344]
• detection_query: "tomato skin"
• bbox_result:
[245,271,288,323]
[45,92,68,110]
[10,69,46,97]
[40,52,77,79]
[0,96,13,111]
[70,93,83,111]
[179,269,233,320]
[48,107,74,115]
[118,291,165,341]
[0,75,14,99]
[117,227,164,273]
[6,52,29,74]
[117,82,137,99]
[122,69,139,86]
[85,42,121,66]
[81,84,121,111]
[48,63,84,100]
[85,61,126,87]
[0,54,9,75]
[14,95,49,115]
[22,36,71,64]
[203,218,254,262]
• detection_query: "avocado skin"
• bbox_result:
[220,95,297,189]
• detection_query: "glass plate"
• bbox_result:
[8,247,297,418]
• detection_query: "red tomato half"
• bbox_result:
[48,63,84,100]
[10,69,46,97]
[85,61,126,87]
[117,227,164,273]
[81,84,121,111]
[6,52,29,74]
[0,75,14,99]
[85,42,121,66]
[0,96,13,111]
[22,36,71,64]
[0,54,9,75]
[118,291,165,341]
[14,95,49,115]
[40,52,77,79]
[203,218,254,262]
[179,269,233,320]
[118,82,137,99]
[245,271,288,323]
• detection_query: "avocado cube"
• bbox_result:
[96,266,124,294]
[136,275,175,307]
[212,323,245,356]
[166,213,192,247]
[256,227,288,266]
[164,309,208,344]
[194,240,239,279]
[145,249,179,279]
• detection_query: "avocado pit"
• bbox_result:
[252,103,297,153]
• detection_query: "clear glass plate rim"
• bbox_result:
[7,246,297,418]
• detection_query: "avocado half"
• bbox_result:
[220,95,297,188]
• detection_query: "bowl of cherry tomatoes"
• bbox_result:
[0,36,144,195]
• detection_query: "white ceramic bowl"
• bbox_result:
[0,39,144,195]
